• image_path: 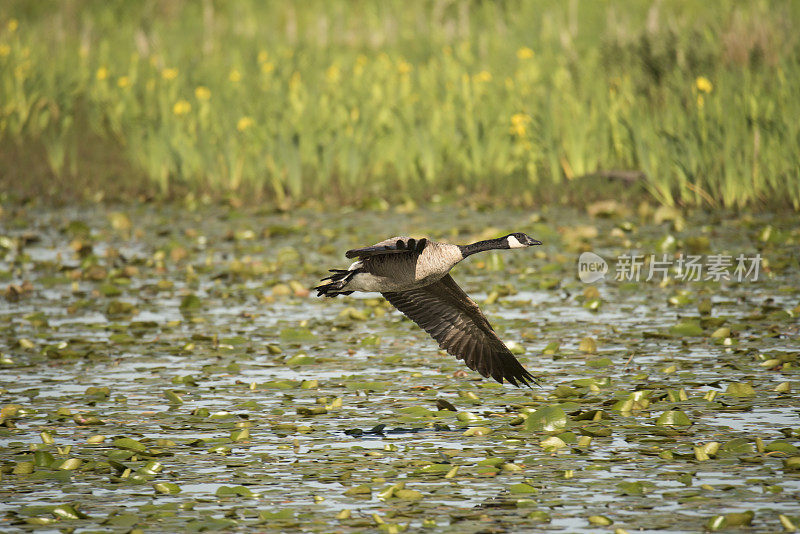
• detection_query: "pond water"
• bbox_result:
[0,203,798,532]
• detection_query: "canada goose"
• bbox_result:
[316,233,542,387]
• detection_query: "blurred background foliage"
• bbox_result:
[0,0,798,209]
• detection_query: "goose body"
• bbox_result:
[316,233,542,387]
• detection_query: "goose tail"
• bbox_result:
[315,269,356,297]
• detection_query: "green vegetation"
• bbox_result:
[1,1,799,208]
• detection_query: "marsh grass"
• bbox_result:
[1,1,798,208]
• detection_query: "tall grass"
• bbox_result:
[1,1,798,208]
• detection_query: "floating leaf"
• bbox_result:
[58,458,82,470]
[230,428,250,441]
[153,482,181,494]
[113,437,147,453]
[656,410,692,426]
[670,321,703,336]
[394,489,423,500]
[343,484,372,496]
[463,427,493,436]
[279,328,317,341]
[508,483,538,494]
[725,382,755,397]
[578,337,597,353]
[588,515,613,526]
[259,509,295,520]
[13,461,34,475]
[524,405,568,431]
[179,293,202,310]
[163,390,184,404]
[717,438,754,457]
[52,504,88,520]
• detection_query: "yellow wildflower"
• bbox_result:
[96,67,108,80]
[695,76,712,93]
[194,86,211,101]
[397,60,413,75]
[229,69,241,83]
[237,116,254,132]
[325,64,340,83]
[257,50,269,63]
[517,47,535,60]
[117,76,131,88]
[474,70,492,83]
[0,44,10,57]
[354,54,368,76]
[510,113,531,137]
[260,61,274,74]
[289,71,302,91]
[173,100,191,116]
[162,68,178,80]
[8,19,18,33]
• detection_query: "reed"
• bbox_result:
[1,1,798,208]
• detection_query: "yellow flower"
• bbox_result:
[397,60,413,75]
[173,100,191,116]
[0,44,10,57]
[510,113,531,137]
[162,68,178,80]
[229,69,241,83]
[354,54,368,76]
[237,116,254,132]
[289,71,302,91]
[325,64,340,83]
[517,47,535,60]
[8,19,18,33]
[117,76,131,88]
[194,86,211,101]
[257,50,269,63]
[260,61,275,74]
[695,76,713,93]
[96,67,108,80]
[474,70,492,83]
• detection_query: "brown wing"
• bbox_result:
[382,274,537,387]
[346,237,427,259]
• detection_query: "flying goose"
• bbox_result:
[315,233,542,387]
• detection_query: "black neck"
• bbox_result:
[459,237,507,258]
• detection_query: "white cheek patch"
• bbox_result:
[507,235,525,248]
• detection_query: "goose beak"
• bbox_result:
[526,237,542,246]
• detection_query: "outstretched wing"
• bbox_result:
[382,274,537,387]
[346,237,428,259]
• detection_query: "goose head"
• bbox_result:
[505,232,542,249]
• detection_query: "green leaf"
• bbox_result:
[113,437,147,453]
[153,482,181,494]
[670,321,703,336]
[508,483,538,494]
[656,410,692,426]
[725,382,755,397]
[524,405,568,431]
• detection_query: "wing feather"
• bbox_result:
[382,274,537,387]
[346,237,428,259]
